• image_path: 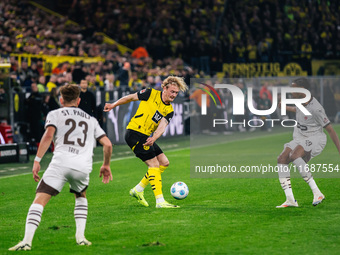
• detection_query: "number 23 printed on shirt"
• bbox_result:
[63,118,88,147]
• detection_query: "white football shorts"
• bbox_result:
[40,165,90,194]
[284,133,327,158]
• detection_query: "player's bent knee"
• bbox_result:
[162,160,170,167]
[289,153,300,163]
[33,193,52,207]
[277,154,289,164]
[277,155,281,163]
[302,152,311,163]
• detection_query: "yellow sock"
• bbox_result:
[159,165,167,174]
[148,167,163,198]
[139,171,149,188]
[138,166,167,189]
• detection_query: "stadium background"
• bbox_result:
[1,0,340,151]
[1,1,340,254]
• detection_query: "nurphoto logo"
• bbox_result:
[198,83,311,129]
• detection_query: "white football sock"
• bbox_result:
[156,195,165,204]
[74,197,88,240]
[135,184,144,192]
[278,164,295,201]
[23,203,44,245]
[293,158,321,195]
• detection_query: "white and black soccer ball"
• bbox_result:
[170,181,189,200]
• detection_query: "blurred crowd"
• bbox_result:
[0,0,196,95]
[7,56,194,96]
[0,0,339,147]
[1,0,339,82]
[68,0,340,71]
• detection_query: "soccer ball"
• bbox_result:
[170,181,189,200]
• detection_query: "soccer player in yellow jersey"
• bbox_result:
[104,76,188,208]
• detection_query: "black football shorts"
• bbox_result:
[125,129,163,161]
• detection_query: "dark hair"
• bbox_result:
[59,84,80,103]
[292,78,310,90]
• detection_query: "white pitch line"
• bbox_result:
[0,172,33,179]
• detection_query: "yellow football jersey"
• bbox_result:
[127,88,174,136]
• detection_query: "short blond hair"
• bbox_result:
[162,76,188,92]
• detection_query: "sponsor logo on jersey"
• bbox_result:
[152,110,163,123]
[140,89,146,94]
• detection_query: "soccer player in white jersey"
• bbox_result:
[9,84,113,251]
[277,78,340,208]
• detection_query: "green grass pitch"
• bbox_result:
[1,127,340,254]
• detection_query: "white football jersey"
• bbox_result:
[293,97,330,139]
[45,107,106,173]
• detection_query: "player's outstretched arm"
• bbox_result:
[285,106,296,112]
[32,126,56,182]
[103,93,139,112]
[325,124,340,156]
[278,100,296,113]
[98,136,113,183]
[143,118,169,147]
